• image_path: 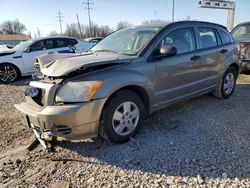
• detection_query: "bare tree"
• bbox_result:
[142,19,169,25]
[116,21,132,30]
[84,22,112,38]
[64,23,81,38]
[62,22,112,39]
[183,16,191,21]
[49,31,60,36]
[99,25,112,37]
[0,20,26,34]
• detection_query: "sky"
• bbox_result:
[0,0,249,37]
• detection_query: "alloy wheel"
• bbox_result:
[223,72,235,95]
[0,65,18,83]
[112,101,140,136]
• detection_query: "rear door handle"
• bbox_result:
[220,49,228,54]
[191,55,201,61]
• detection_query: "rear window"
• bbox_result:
[198,27,218,49]
[219,30,233,44]
[55,38,78,48]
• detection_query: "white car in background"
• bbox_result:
[0,36,93,83]
[0,42,13,51]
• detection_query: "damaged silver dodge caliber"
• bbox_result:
[15,21,240,148]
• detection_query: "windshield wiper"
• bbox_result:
[94,50,118,54]
[94,50,136,56]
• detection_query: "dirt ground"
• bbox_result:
[0,74,249,188]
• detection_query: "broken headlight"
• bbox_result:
[55,81,103,103]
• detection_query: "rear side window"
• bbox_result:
[67,38,78,45]
[198,27,218,49]
[44,39,54,49]
[56,38,68,48]
[219,30,233,44]
[55,38,78,48]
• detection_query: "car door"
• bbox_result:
[152,27,204,108]
[22,39,55,73]
[196,26,226,88]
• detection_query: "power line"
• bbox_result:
[56,10,63,35]
[83,0,94,37]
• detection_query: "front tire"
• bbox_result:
[0,64,20,83]
[99,90,145,143]
[213,66,238,99]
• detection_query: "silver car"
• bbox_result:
[15,21,240,147]
[231,21,250,71]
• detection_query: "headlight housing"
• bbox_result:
[55,81,103,103]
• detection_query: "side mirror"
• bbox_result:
[24,47,31,53]
[155,45,177,58]
[68,45,76,51]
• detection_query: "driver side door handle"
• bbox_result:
[220,49,228,54]
[190,55,201,61]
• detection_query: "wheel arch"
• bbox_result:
[229,63,240,76]
[0,62,22,76]
[104,85,151,117]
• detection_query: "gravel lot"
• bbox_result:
[0,75,249,188]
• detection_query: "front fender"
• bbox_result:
[94,69,154,100]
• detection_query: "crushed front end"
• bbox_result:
[239,42,250,71]
[15,80,107,149]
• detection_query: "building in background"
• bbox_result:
[0,34,28,46]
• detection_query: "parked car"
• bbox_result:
[231,21,250,71]
[84,37,103,45]
[0,36,93,83]
[0,43,13,51]
[15,21,240,148]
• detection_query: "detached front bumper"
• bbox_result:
[15,98,107,141]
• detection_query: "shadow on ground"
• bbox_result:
[50,83,250,179]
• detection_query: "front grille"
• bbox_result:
[239,42,250,61]
[32,88,46,106]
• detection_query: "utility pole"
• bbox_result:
[76,14,83,38]
[37,27,41,38]
[56,10,63,35]
[16,18,20,34]
[83,0,93,37]
[227,0,236,31]
[154,11,157,20]
[172,0,175,22]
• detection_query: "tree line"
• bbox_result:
[0,19,170,38]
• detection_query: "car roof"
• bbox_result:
[33,36,79,41]
[235,21,250,26]
[134,21,227,30]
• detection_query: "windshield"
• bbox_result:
[90,27,160,55]
[13,40,34,51]
[232,24,250,37]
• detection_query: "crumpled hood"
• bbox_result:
[234,35,250,43]
[41,52,135,77]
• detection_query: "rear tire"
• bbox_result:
[213,66,238,99]
[0,64,20,83]
[99,90,145,143]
